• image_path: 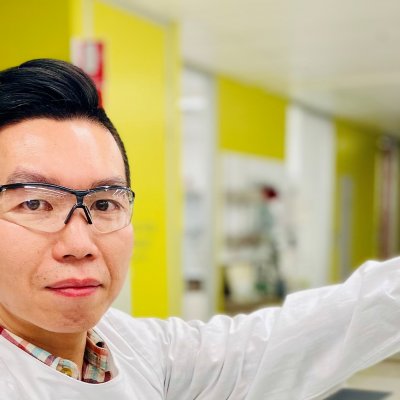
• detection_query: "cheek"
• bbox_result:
[0,222,46,273]
[102,226,133,286]
[0,223,49,304]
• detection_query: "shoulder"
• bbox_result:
[99,307,168,333]
[95,307,173,350]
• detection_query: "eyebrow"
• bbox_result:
[5,169,128,188]
[90,177,128,188]
[6,170,60,185]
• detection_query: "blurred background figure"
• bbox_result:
[1,0,400,325]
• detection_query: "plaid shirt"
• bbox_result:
[0,325,112,384]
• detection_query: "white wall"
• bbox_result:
[285,105,336,289]
[181,68,217,319]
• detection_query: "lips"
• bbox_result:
[46,279,101,297]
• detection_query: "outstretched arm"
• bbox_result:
[162,258,400,399]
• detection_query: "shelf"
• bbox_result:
[224,296,282,315]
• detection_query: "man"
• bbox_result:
[0,59,400,400]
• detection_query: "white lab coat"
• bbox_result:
[1,258,400,400]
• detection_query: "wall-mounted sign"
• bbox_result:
[71,39,104,105]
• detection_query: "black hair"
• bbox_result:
[0,58,130,186]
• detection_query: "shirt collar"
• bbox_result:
[0,325,112,383]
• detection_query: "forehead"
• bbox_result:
[0,118,126,189]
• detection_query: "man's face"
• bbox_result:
[0,118,133,336]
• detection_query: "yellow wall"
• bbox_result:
[217,76,287,158]
[164,24,184,316]
[93,2,182,317]
[0,0,71,69]
[331,120,380,280]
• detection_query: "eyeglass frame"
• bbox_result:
[0,182,135,231]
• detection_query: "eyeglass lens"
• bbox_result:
[0,186,133,233]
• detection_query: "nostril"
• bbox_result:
[62,253,94,260]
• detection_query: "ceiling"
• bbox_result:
[108,0,400,134]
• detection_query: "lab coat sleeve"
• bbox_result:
[161,257,400,399]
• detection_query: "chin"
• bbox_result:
[49,320,100,334]
[46,309,107,334]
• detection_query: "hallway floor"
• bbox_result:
[340,359,400,399]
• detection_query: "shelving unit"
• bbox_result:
[219,153,289,313]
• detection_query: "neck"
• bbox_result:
[24,330,87,371]
[0,309,87,371]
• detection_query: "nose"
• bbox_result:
[52,209,99,263]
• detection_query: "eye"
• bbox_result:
[21,199,52,211]
[92,199,119,212]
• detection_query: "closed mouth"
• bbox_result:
[46,279,101,297]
